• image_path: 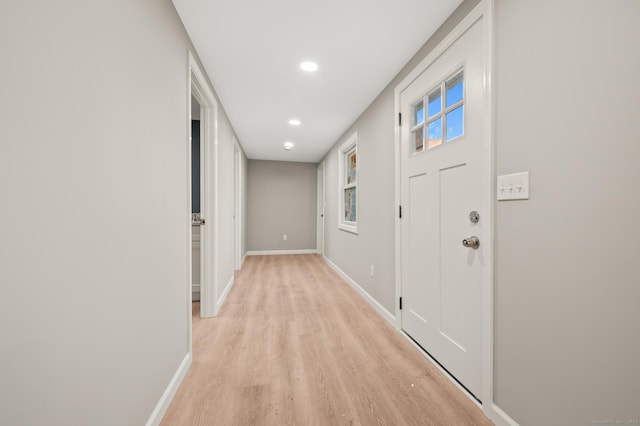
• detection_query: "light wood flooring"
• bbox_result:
[161,254,492,425]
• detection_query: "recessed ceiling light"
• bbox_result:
[300,61,318,72]
[283,142,295,151]
[288,119,301,126]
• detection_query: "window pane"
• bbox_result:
[414,101,424,125]
[428,88,441,118]
[346,150,357,184]
[413,127,424,153]
[446,105,464,140]
[344,187,356,222]
[445,71,464,108]
[427,117,442,148]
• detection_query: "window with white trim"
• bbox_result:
[412,69,464,153]
[338,132,358,234]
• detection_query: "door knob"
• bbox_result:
[462,236,480,249]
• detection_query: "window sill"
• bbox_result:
[338,223,358,235]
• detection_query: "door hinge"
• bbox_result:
[399,205,402,219]
[398,113,402,126]
[399,297,403,310]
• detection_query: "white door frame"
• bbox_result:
[394,0,497,420]
[316,161,325,255]
[189,52,218,321]
[234,140,242,270]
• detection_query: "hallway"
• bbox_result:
[162,254,490,425]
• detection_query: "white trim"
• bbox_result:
[482,1,498,422]
[189,52,219,319]
[233,141,242,270]
[337,132,359,234]
[145,354,192,426]
[490,403,520,426]
[316,161,326,256]
[216,275,234,312]
[241,253,247,267]
[246,249,318,256]
[185,53,194,370]
[394,0,497,418]
[322,255,396,325]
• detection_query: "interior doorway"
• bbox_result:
[316,161,325,255]
[189,52,218,323]
[234,141,242,270]
[191,96,203,302]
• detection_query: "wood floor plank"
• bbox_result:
[161,254,492,426]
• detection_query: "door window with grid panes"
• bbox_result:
[411,69,464,153]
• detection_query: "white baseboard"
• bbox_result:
[145,353,192,426]
[322,255,396,325]
[246,249,318,256]
[217,275,234,311]
[489,403,519,426]
[241,253,247,267]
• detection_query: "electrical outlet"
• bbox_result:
[370,265,375,277]
[282,234,287,241]
[497,172,529,201]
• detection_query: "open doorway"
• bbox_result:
[316,161,325,255]
[188,52,219,331]
[191,95,203,303]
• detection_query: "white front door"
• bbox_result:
[399,17,485,399]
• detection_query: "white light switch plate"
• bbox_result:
[497,172,529,200]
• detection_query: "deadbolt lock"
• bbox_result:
[469,211,480,223]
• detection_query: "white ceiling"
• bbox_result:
[173,0,463,163]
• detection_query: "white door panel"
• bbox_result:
[400,17,484,398]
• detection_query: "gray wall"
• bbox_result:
[0,0,245,424]
[494,1,640,424]
[247,160,317,251]
[322,0,640,425]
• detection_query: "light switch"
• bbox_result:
[497,172,529,201]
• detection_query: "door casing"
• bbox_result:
[234,140,242,270]
[317,161,325,256]
[188,52,219,325]
[394,0,495,418]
